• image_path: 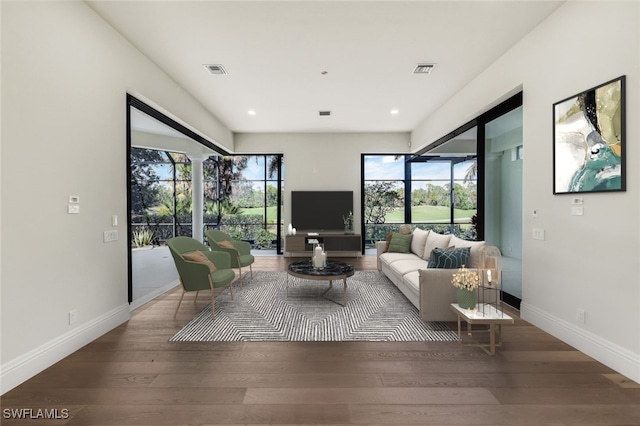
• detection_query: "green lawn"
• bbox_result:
[386,205,476,223]
[239,206,278,223]
[237,205,475,224]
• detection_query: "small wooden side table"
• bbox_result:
[450,303,514,356]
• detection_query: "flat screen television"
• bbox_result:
[291,191,353,232]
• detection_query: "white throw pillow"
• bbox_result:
[448,235,486,268]
[410,228,430,257]
[423,231,452,261]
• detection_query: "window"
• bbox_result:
[362,154,478,247]
[362,155,406,245]
[130,148,197,242]
[213,155,284,252]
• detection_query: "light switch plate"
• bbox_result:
[103,230,118,242]
[532,228,545,240]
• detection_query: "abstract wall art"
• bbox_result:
[553,76,626,194]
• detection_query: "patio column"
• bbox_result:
[187,153,208,243]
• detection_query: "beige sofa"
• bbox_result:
[377,228,500,322]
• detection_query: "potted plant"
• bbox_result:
[452,265,479,309]
[343,211,354,234]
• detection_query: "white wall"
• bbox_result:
[413,1,640,382]
[234,132,411,232]
[0,1,232,393]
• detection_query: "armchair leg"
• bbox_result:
[236,253,244,289]
[194,290,199,304]
[249,264,253,279]
[208,277,217,319]
[174,289,186,318]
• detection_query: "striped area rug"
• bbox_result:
[170,270,459,342]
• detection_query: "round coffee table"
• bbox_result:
[286,260,355,306]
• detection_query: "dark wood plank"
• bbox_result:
[2,255,638,426]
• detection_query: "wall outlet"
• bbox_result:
[103,230,118,242]
[577,309,586,323]
[532,228,545,240]
[571,206,584,216]
[68,309,78,325]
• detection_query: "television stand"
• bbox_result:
[285,232,362,257]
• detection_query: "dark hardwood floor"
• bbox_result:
[2,255,639,425]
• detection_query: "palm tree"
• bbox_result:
[464,161,478,183]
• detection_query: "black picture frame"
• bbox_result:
[553,75,626,194]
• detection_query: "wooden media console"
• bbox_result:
[284,233,362,257]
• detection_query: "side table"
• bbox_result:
[450,303,514,356]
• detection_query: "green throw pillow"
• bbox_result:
[387,233,413,253]
[427,247,470,269]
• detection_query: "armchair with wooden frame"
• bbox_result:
[205,229,255,287]
[166,236,236,318]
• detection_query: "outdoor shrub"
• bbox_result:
[132,227,155,248]
[254,229,275,250]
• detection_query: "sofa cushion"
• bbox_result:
[390,259,429,278]
[424,231,452,260]
[379,252,419,266]
[402,270,420,293]
[427,247,470,269]
[449,235,486,268]
[410,228,430,258]
[388,233,413,253]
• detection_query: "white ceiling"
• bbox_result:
[88,1,563,134]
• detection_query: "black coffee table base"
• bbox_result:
[286,260,355,306]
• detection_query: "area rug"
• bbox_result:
[169,270,459,342]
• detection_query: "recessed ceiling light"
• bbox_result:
[413,63,436,74]
[204,64,228,75]
[390,109,399,115]
[248,110,256,116]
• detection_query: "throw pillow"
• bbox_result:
[448,235,486,268]
[384,232,394,252]
[427,246,470,269]
[398,224,413,235]
[218,240,235,249]
[387,233,413,253]
[410,228,430,257]
[423,231,452,260]
[183,250,217,273]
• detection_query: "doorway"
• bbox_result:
[126,95,229,307]
[484,106,523,308]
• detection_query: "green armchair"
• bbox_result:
[205,229,255,287]
[166,236,236,318]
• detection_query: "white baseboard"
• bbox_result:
[0,303,130,395]
[521,302,640,384]
[130,280,180,311]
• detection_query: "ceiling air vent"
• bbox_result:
[204,64,228,75]
[413,63,436,74]
[319,110,331,116]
